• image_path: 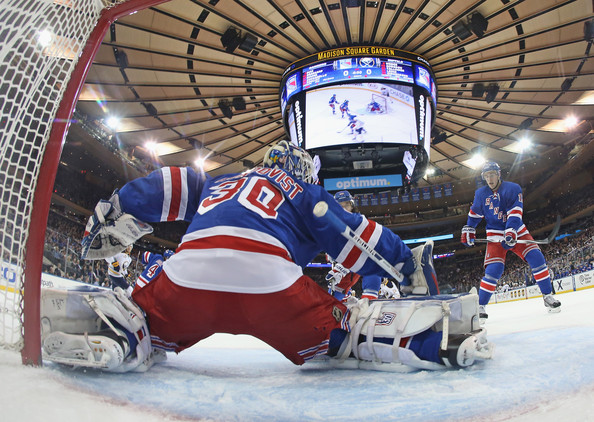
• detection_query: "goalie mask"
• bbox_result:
[263,140,317,184]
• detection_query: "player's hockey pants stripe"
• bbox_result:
[299,339,329,361]
[178,234,293,262]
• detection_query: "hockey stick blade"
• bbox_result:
[313,201,403,281]
[475,215,562,245]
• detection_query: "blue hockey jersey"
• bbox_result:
[119,166,411,294]
[467,180,528,240]
[136,251,164,289]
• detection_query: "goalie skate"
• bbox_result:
[43,329,129,370]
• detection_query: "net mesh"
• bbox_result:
[0,0,127,351]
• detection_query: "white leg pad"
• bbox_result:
[332,291,487,371]
[41,286,160,372]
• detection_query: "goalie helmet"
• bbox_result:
[481,161,501,180]
[263,140,317,184]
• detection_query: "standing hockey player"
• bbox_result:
[461,161,561,322]
[134,249,174,292]
[329,94,339,115]
[340,99,350,118]
[348,114,367,142]
[104,244,133,294]
[41,141,492,372]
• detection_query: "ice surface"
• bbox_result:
[2,289,594,422]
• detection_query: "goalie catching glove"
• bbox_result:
[81,191,153,260]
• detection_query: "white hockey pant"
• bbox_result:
[41,286,158,372]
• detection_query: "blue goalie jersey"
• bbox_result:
[118,166,412,294]
[466,180,528,239]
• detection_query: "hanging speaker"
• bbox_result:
[218,99,233,119]
[220,27,241,53]
[452,20,472,40]
[232,97,246,110]
[469,12,488,38]
[239,33,258,52]
[472,83,485,97]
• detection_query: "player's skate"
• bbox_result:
[41,286,161,372]
[543,294,561,313]
[327,291,493,371]
[400,240,439,296]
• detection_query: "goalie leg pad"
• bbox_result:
[330,291,492,371]
[41,287,159,372]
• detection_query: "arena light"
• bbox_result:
[466,153,485,169]
[105,116,121,131]
[564,116,579,130]
[425,167,435,177]
[518,137,531,152]
[145,141,157,153]
[195,156,206,167]
[37,29,53,47]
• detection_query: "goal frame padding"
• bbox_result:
[21,0,170,366]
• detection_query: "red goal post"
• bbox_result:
[0,0,168,366]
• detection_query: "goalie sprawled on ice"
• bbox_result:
[42,141,493,372]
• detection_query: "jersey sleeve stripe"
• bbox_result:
[166,167,182,221]
[160,167,172,221]
[178,167,189,220]
[160,167,189,221]
[349,222,383,273]
[507,206,523,219]
[468,209,483,218]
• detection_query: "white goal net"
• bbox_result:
[0,0,162,365]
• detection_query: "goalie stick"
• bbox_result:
[313,201,403,282]
[474,215,561,245]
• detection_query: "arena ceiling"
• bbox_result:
[75,0,594,188]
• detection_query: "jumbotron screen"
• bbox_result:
[281,47,436,158]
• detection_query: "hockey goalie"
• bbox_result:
[41,140,493,372]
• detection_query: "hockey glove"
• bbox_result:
[82,191,153,260]
[502,228,517,250]
[461,225,476,247]
[325,262,350,292]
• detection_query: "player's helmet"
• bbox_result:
[163,249,174,259]
[334,190,355,211]
[334,190,353,204]
[481,161,501,180]
[263,140,317,184]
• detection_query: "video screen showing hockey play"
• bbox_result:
[280,48,436,183]
[1,1,594,422]
[304,83,418,148]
